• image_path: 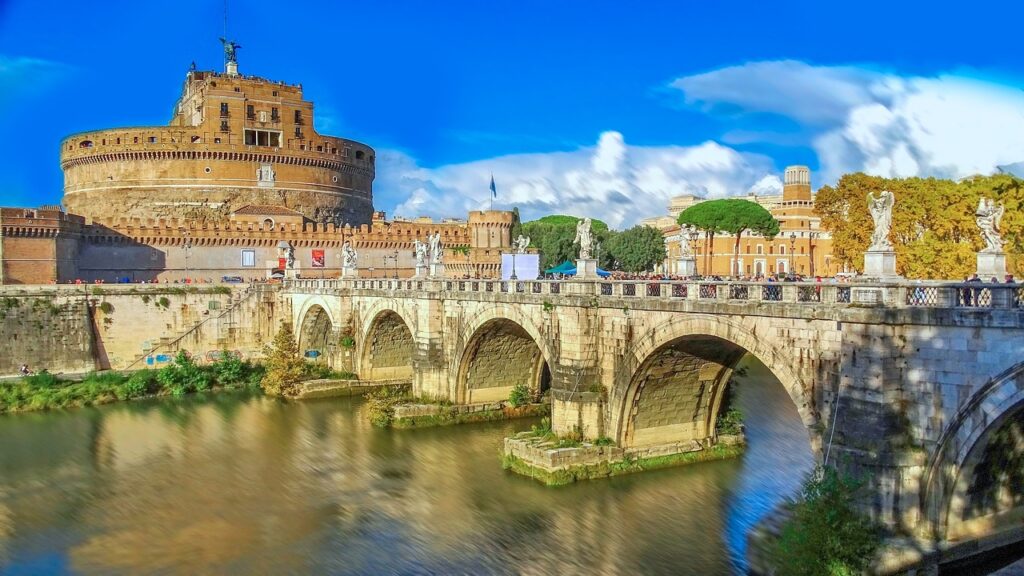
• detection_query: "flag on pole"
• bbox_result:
[489,174,497,199]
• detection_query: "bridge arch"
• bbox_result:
[297,304,335,363]
[359,308,415,381]
[614,315,818,452]
[455,308,552,405]
[922,361,1024,541]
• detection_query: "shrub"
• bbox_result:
[772,466,881,576]
[157,297,170,309]
[716,408,744,435]
[98,301,114,314]
[340,335,355,349]
[365,387,407,427]
[156,351,210,396]
[508,383,531,407]
[118,370,156,400]
[593,436,615,447]
[212,350,245,385]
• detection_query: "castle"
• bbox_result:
[0,48,513,284]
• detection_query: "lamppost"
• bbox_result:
[808,232,818,278]
[393,250,399,279]
[689,229,700,277]
[510,249,518,281]
[368,266,375,279]
[789,232,796,276]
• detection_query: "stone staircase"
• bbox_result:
[124,287,259,369]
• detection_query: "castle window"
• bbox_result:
[191,135,201,143]
[241,249,256,267]
[148,136,157,143]
[234,87,240,92]
[355,150,365,160]
[756,244,763,255]
[220,103,229,117]
[245,129,281,147]
[205,166,212,173]
[102,139,106,145]
[262,218,274,228]
[133,137,139,143]
[220,120,230,132]
[272,90,278,97]
[316,145,323,152]
[79,140,93,148]
[214,138,221,144]
[271,107,279,122]
[246,105,255,119]
[116,138,121,144]
[294,110,303,124]
[294,127,303,138]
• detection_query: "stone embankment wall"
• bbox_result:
[0,285,280,376]
[0,295,95,375]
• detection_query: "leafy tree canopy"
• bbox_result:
[677,198,779,238]
[815,173,1023,278]
[607,225,667,273]
[522,215,615,270]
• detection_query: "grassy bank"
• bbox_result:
[0,352,265,415]
[502,442,746,486]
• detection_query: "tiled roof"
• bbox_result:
[231,205,303,217]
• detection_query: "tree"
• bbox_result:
[719,199,779,276]
[261,322,306,396]
[510,207,523,241]
[607,224,667,273]
[772,466,880,576]
[521,215,613,270]
[815,173,1023,279]
[678,199,778,276]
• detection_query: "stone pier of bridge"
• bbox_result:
[284,277,1024,565]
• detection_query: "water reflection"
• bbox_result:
[0,355,812,575]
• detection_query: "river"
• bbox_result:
[0,356,814,575]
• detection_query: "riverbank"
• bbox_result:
[0,353,265,415]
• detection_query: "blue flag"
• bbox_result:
[489,174,497,199]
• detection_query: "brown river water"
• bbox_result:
[0,356,815,575]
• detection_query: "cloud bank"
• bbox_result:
[672,60,1024,184]
[376,133,780,228]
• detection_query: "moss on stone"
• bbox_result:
[393,403,549,429]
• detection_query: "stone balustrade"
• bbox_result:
[284,277,1024,310]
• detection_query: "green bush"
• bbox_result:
[716,408,744,435]
[213,350,245,384]
[118,370,156,400]
[365,387,408,427]
[772,466,881,576]
[508,383,531,407]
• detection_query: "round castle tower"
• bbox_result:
[60,56,374,226]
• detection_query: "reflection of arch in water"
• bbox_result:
[922,361,1024,540]
[360,310,415,381]
[297,304,334,363]
[616,316,816,452]
[455,317,551,405]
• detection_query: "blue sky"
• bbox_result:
[3,0,1024,226]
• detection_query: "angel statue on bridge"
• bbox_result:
[341,241,358,270]
[976,198,1005,253]
[574,218,594,260]
[514,235,531,254]
[867,190,895,251]
[414,239,428,268]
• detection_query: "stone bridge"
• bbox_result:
[284,276,1024,554]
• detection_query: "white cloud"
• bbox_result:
[376,132,780,228]
[671,61,1024,186]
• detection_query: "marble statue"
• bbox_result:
[284,245,295,269]
[867,190,895,251]
[574,218,594,260]
[678,226,694,259]
[514,235,531,254]
[342,241,357,269]
[428,232,443,264]
[976,198,1005,253]
[414,239,428,267]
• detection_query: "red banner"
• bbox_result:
[311,249,325,268]
[278,258,287,270]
